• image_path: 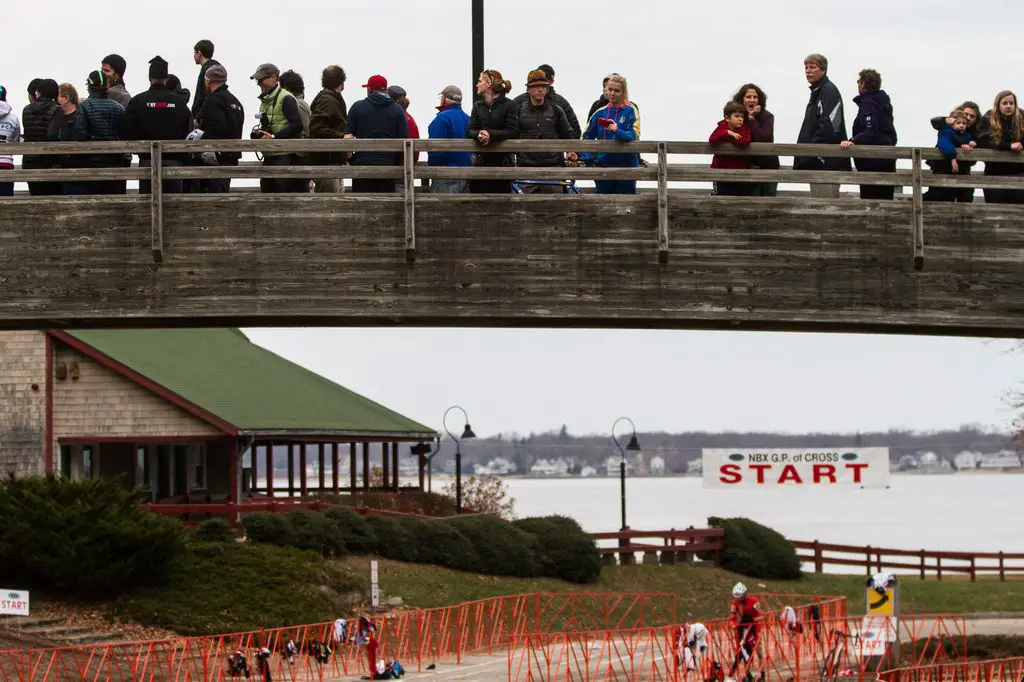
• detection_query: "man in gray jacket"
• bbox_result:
[795,53,850,198]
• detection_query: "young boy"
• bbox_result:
[710,101,753,196]
[924,108,976,202]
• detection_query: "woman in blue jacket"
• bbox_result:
[839,69,898,199]
[582,74,640,194]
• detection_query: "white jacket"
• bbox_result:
[0,101,21,168]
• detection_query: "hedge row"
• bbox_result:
[240,509,601,584]
[0,476,188,599]
[706,516,802,579]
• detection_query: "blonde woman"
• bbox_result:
[582,73,640,194]
[976,90,1024,203]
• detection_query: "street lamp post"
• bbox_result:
[471,0,484,100]
[443,406,476,513]
[612,417,642,531]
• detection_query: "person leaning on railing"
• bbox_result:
[975,90,1024,204]
[427,85,472,194]
[46,83,78,191]
[923,108,975,203]
[308,65,348,194]
[0,85,21,198]
[515,69,576,194]
[795,53,849,199]
[928,101,980,203]
[21,79,60,196]
[467,69,518,194]
[581,73,640,195]
[195,64,245,194]
[71,70,126,196]
[839,68,898,200]
[250,62,304,194]
[734,83,778,197]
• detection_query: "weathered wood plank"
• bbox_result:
[404,140,416,263]
[0,195,1020,337]
[150,142,163,263]
[657,142,669,263]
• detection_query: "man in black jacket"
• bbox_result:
[191,39,220,124]
[795,53,850,198]
[197,64,244,193]
[515,69,574,193]
[122,56,192,194]
[347,74,408,193]
[512,64,580,139]
[21,79,60,195]
[309,65,348,193]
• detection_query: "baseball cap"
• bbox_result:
[387,85,407,99]
[205,65,228,82]
[361,75,388,90]
[250,63,280,80]
[438,85,462,103]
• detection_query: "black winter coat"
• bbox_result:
[516,99,572,166]
[467,94,518,167]
[513,88,581,139]
[192,58,221,119]
[198,85,245,164]
[795,76,851,172]
[122,84,193,162]
[976,112,1024,176]
[22,97,59,169]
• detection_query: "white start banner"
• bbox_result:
[702,448,890,489]
[0,589,29,616]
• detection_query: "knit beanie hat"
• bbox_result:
[102,53,127,77]
[37,79,59,100]
[148,55,169,79]
[0,85,6,102]
[87,70,108,90]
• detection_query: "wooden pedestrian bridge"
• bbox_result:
[1,139,1021,337]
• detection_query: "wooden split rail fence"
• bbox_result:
[792,540,1024,581]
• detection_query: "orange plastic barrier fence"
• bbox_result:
[508,592,851,682]
[882,657,1024,682]
[0,592,676,682]
[508,613,968,682]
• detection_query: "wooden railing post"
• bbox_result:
[911,147,924,271]
[404,139,416,263]
[920,549,926,580]
[657,142,669,263]
[813,540,823,574]
[936,555,943,581]
[865,545,872,576]
[999,551,1005,581]
[150,140,164,263]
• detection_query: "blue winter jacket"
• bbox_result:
[348,91,409,166]
[582,103,640,168]
[428,105,472,167]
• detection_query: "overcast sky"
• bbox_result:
[6,0,1022,437]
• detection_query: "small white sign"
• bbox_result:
[702,448,890,489]
[370,560,378,585]
[0,589,29,616]
[858,616,896,659]
[370,584,380,608]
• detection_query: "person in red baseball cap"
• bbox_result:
[347,74,408,193]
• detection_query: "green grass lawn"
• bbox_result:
[105,545,1024,637]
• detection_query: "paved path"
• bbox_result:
[331,619,1024,682]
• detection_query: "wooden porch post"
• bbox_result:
[287,444,295,497]
[318,443,326,493]
[228,440,239,521]
[392,444,399,492]
[331,443,340,494]
[362,442,370,491]
[418,450,425,490]
[349,443,357,491]
[299,443,308,497]
[382,442,390,490]
[265,442,274,498]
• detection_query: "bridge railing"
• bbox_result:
[6,138,1022,270]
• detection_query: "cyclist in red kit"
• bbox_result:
[729,582,763,682]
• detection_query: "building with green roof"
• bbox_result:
[0,329,436,518]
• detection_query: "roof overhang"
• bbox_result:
[237,429,438,443]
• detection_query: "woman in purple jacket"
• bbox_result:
[733,84,778,197]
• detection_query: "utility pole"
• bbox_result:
[471,0,484,100]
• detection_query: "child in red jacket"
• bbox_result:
[710,101,753,196]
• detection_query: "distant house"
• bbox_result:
[580,466,597,477]
[650,455,666,475]
[0,329,436,520]
[529,458,568,477]
[604,456,632,476]
[475,457,517,476]
[954,451,979,470]
[979,451,1022,469]
[686,459,703,475]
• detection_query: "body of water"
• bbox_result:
[503,474,1024,553]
